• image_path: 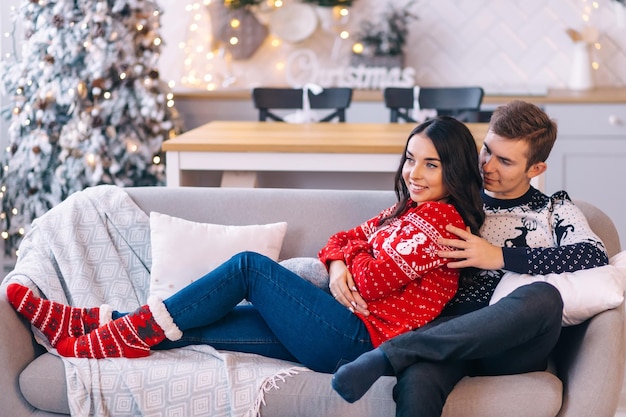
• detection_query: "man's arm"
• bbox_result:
[439,196,609,274]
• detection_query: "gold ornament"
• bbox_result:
[77,81,88,99]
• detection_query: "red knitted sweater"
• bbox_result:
[318,201,465,347]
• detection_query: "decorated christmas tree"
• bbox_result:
[0,0,182,255]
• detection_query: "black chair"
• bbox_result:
[384,87,485,123]
[252,87,353,122]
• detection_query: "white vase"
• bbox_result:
[569,43,593,91]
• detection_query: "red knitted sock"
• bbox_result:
[55,297,182,359]
[6,283,112,347]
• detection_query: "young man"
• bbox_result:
[329,100,609,417]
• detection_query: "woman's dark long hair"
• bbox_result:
[383,116,485,236]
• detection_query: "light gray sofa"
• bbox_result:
[0,186,624,417]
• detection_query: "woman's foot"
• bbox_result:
[56,296,182,358]
[6,283,112,346]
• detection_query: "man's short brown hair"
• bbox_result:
[489,100,558,168]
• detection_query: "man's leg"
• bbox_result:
[382,282,562,370]
[393,361,468,417]
[332,282,562,401]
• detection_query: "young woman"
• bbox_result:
[7,116,485,374]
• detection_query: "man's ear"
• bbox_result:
[526,162,547,179]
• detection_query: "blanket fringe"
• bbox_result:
[244,366,310,417]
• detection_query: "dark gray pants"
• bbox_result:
[380,282,563,417]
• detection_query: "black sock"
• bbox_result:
[331,348,393,403]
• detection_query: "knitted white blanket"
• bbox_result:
[4,185,304,417]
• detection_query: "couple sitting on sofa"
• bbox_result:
[6,101,610,417]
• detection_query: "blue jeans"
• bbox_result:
[115,251,373,373]
[382,282,563,417]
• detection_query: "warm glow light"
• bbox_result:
[190,23,199,32]
[137,24,144,31]
[229,37,238,45]
[340,31,349,39]
[276,62,285,70]
[103,91,111,99]
[339,7,349,16]
[352,42,364,54]
[271,38,281,47]
[1,231,8,240]
[592,61,600,70]
[153,156,161,164]
[154,37,162,46]
[594,42,601,50]
[230,19,240,29]
[11,208,18,215]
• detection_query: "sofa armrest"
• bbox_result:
[554,300,625,417]
[0,284,44,416]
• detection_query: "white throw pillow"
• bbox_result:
[489,256,626,326]
[149,212,288,300]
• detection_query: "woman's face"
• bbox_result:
[402,134,448,205]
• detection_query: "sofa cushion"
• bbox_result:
[259,370,562,417]
[279,257,330,291]
[19,353,69,414]
[150,211,288,299]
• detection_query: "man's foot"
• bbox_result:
[6,283,112,346]
[331,348,393,403]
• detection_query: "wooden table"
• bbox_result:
[162,121,490,188]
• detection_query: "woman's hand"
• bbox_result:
[438,225,505,270]
[328,260,369,316]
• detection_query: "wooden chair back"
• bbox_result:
[252,87,353,122]
[384,87,485,123]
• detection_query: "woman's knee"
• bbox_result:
[231,251,270,265]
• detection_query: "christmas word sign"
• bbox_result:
[285,49,415,90]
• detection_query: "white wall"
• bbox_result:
[157,0,626,95]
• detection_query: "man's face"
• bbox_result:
[479,131,544,199]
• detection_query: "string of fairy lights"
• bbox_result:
[179,0,352,90]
